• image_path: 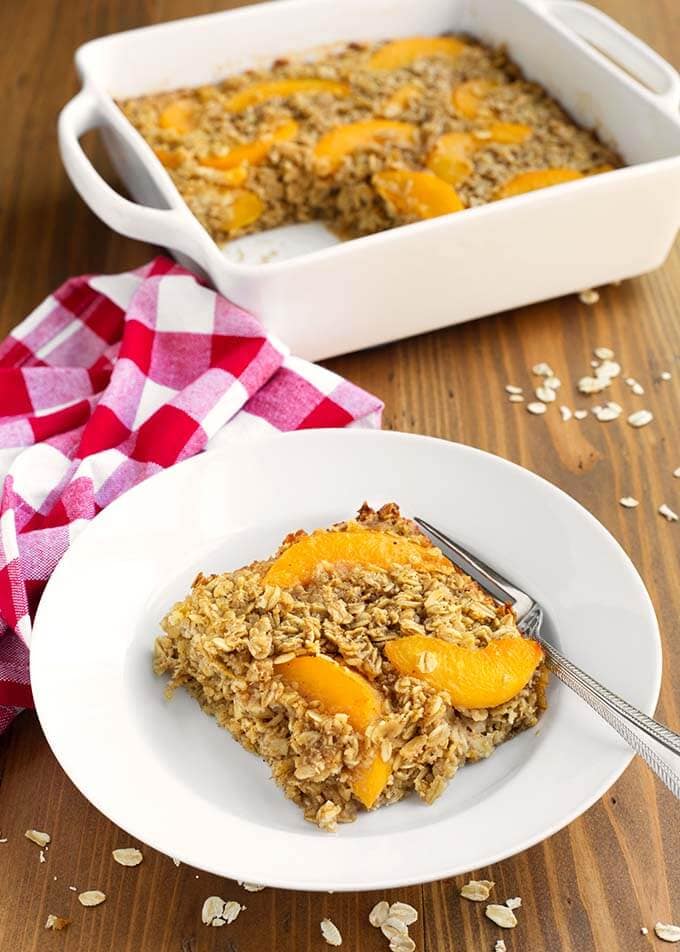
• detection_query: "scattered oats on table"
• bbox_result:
[44,915,71,931]
[594,346,614,360]
[509,393,524,403]
[495,941,507,952]
[660,371,672,381]
[78,890,106,907]
[527,401,547,415]
[320,917,343,946]
[658,504,679,523]
[532,363,554,377]
[559,405,572,422]
[202,896,227,926]
[239,880,266,892]
[673,467,680,478]
[390,937,416,952]
[505,384,523,395]
[619,497,639,509]
[574,409,588,420]
[460,879,495,901]
[627,409,654,428]
[369,901,391,928]
[579,288,600,305]
[505,897,522,909]
[25,829,50,848]
[592,402,622,422]
[388,901,418,925]
[655,922,680,942]
[641,926,649,935]
[382,916,409,940]
[112,847,144,866]
[535,385,556,403]
[485,904,518,928]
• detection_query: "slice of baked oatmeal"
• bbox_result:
[154,503,547,830]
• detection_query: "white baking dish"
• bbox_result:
[59,0,680,361]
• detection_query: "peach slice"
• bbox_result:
[225,79,349,113]
[153,148,184,170]
[218,189,264,233]
[278,655,390,807]
[385,634,543,709]
[495,167,583,199]
[476,121,533,145]
[199,120,298,170]
[313,120,417,175]
[426,132,476,186]
[373,169,465,219]
[451,78,496,118]
[369,36,467,70]
[352,754,392,809]
[277,655,383,732]
[158,99,197,134]
[379,83,421,117]
[264,529,451,589]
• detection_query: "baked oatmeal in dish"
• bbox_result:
[120,34,621,245]
[154,504,548,830]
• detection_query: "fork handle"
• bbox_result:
[538,638,680,798]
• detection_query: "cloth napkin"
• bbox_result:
[0,256,383,732]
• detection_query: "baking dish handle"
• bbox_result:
[58,87,210,259]
[539,0,680,114]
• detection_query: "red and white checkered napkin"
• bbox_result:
[0,256,383,731]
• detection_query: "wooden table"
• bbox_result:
[1,1,678,949]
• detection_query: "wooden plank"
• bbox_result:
[0,0,678,949]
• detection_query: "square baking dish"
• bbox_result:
[59,0,680,361]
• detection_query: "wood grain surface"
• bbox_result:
[1,1,679,950]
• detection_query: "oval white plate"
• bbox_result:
[31,430,661,891]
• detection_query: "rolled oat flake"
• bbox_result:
[655,922,680,943]
[320,918,343,946]
[369,900,390,928]
[485,904,518,928]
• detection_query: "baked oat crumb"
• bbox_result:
[369,900,390,927]
[112,847,143,867]
[460,879,495,901]
[25,830,50,848]
[579,289,600,305]
[44,915,71,931]
[78,890,106,907]
[417,650,438,673]
[655,922,680,942]
[321,917,343,946]
[485,904,518,928]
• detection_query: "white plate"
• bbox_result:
[31,430,661,891]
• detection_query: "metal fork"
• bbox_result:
[415,517,680,799]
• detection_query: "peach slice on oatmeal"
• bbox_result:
[199,120,298,170]
[277,655,391,807]
[158,99,197,134]
[385,634,543,709]
[451,78,497,118]
[264,529,451,589]
[426,132,477,186]
[495,167,583,199]
[313,120,417,174]
[476,121,533,145]
[352,754,392,809]
[277,655,383,731]
[378,83,422,117]
[369,36,467,70]
[217,189,264,233]
[153,148,184,170]
[373,169,465,219]
[225,79,350,113]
